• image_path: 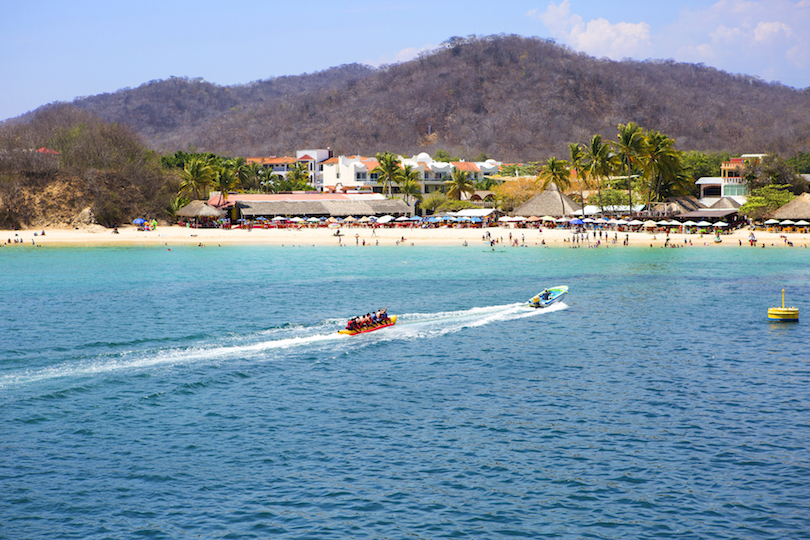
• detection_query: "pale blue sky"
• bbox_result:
[2,0,808,121]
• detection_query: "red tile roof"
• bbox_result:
[451,161,481,172]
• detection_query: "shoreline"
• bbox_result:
[2,225,808,249]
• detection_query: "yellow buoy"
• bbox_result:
[768,289,799,322]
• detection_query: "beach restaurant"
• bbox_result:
[207,192,412,222]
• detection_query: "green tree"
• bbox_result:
[538,156,571,214]
[739,184,796,221]
[639,130,683,206]
[420,191,448,214]
[584,134,617,213]
[569,142,588,218]
[399,165,423,206]
[372,152,404,197]
[211,166,237,207]
[445,168,475,200]
[242,162,265,192]
[178,156,215,200]
[276,162,314,191]
[787,152,810,174]
[743,154,807,193]
[613,122,644,217]
[434,149,453,162]
[681,151,731,180]
[226,157,251,191]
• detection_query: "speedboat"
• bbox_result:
[528,286,568,308]
[339,315,397,335]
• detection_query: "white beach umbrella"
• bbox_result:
[764,219,780,225]
[271,216,288,222]
[306,217,321,222]
[696,220,713,227]
[395,216,411,221]
[642,220,657,228]
[682,220,698,226]
[794,220,810,226]
[555,217,570,223]
[595,218,610,224]
[713,221,729,227]
[628,219,644,226]
[780,219,796,225]
[656,220,670,226]
[376,215,394,224]
[668,220,683,226]
[583,218,595,223]
[290,217,305,222]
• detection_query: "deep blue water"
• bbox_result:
[1,244,809,539]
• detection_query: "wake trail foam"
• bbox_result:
[1,303,568,388]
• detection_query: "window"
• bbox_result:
[356,172,367,180]
[723,184,748,197]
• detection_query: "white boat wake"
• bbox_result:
[1,302,568,388]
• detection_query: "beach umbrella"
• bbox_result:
[713,221,729,227]
[642,220,657,228]
[343,216,357,222]
[628,219,645,226]
[527,216,541,222]
[614,219,629,225]
[780,219,796,225]
[656,220,670,226]
[470,217,483,223]
[376,215,394,224]
[306,217,321,222]
[132,218,146,225]
[427,216,442,222]
[395,216,411,221]
[668,220,682,226]
[595,218,610,224]
[272,216,287,222]
[696,220,713,227]
[555,217,570,223]
[583,218,595,223]
[795,220,810,226]
[570,218,584,225]
[764,219,780,225]
[290,217,305,222]
[682,220,698,226]
[541,216,556,222]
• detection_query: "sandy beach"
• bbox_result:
[3,224,809,249]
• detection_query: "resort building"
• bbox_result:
[695,154,764,206]
[320,151,503,196]
[247,148,333,190]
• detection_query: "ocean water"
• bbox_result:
[1,243,809,539]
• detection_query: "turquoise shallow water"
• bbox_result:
[1,244,809,539]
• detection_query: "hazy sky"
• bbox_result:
[2,0,808,121]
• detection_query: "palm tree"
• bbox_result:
[226,157,251,191]
[211,166,237,208]
[399,164,424,206]
[179,156,214,200]
[639,130,682,208]
[285,161,311,189]
[538,157,571,215]
[372,152,403,197]
[585,134,617,214]
[243,162,265,192]
[445,168,475,200]
[613,122,644,217]
[569,142,588,218]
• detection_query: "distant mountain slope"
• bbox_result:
[42,35,810,160]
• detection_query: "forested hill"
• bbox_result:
[27,35,810,160]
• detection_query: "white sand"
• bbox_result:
[3,224,808,249]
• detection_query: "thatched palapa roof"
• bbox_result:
[772,193,810,220]
[512,183,581,217]
[236,198,411,217]
[176,200,226,218]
